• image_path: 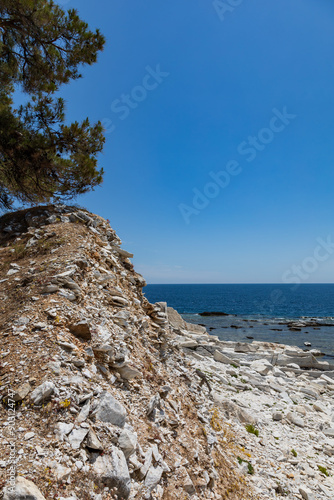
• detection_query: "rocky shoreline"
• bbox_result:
[0,205,333,500]
[173,309,334,499]
[180,313,334,362]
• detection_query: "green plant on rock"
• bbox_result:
[318,465,329,477]
[236,456,254,475]
[245,424,259,437]
[247,462,254,475]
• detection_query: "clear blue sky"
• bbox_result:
[55,0,334,284]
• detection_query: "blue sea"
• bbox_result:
[143,284,334,360]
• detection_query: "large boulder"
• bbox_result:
[183,320,207,334]
[92,446,131,498]
[299,486,316,500]
[69,321,91,340]
[118,428,137,459]
[3,477,46,500]
[86,428,103,451]
[13,382,31,402]
[167,307,185,330]
[68,427,89,449]
[93,391,127,427]
[30,381,55,405]
[214,350,239,366]
[167,307,206,334]
[144,465,163,492]
[116,364,141,381]
[54,422,74,441]
[277,353,330,371]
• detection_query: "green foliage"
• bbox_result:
[318,465,329,477]
[247,462,254,475]
[0,0,106,209]
[236,456,254,475]
[245,424,259,437]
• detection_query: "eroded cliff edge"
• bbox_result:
[0,205,255,500]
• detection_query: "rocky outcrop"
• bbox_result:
[0,205,255,500]
[92,447,131,498]
[167,306,207,334]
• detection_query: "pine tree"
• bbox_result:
[0,0,106,210]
